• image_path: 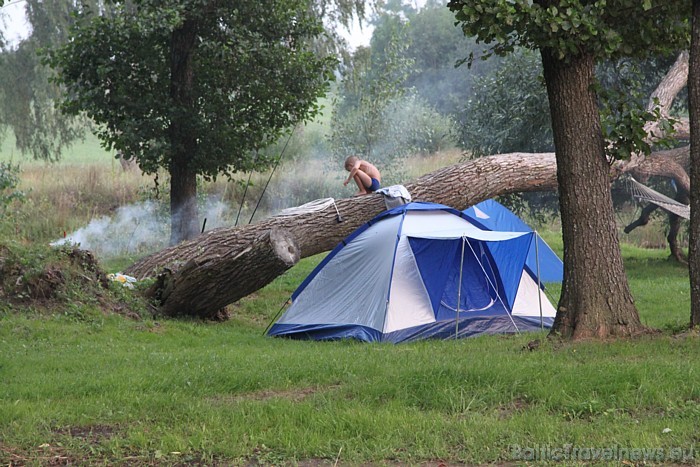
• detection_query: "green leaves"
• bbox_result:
[48,0,336,178]
[448,0,689,62]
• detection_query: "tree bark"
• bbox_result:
[147,229,299,319]
[168,18,200,245]
[689,0,700,328]
[541,49,644,339]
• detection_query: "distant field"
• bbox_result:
[0,130,115,166]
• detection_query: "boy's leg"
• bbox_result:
[353,174,368,194]
[354,170,373,190]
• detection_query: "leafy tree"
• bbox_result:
[449,0,689,339]
[329,39,412,167]
[0,162,24,215]
[49,0,335,244]
[461,48,552,156]
[0,0,95,161]
[370,1,493,118]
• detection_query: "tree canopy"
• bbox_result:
[48,0,336,242]
[49,0,335,177]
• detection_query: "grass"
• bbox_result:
[1,247,698,465]
[0,131,114,166]
[1,140,698,464]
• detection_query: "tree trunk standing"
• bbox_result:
[168,18,200,245]
[688,0,700,328]
[541,49,644,339]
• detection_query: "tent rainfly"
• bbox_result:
[462,198,563,283]
[267,202,559,343]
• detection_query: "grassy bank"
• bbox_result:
[1,246,697,465]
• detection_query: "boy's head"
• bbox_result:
[344,155,359,171]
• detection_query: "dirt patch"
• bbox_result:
[54,424,118,443]
[495,397,531,419]
[0,243,149,319]
[210,384,342,405]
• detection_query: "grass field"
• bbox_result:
[1,133,698,464]
[1,244,698,465]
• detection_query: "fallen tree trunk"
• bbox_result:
[125,147,690,318]
[126,152,558,281]
[125,152,558,318]
[144,228,300,318]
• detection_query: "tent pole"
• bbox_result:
[535,231,544,331]
[465,238,520,334]
[456,237,466,339]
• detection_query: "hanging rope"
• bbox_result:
[248,130,296,225]
[274,198,341,218]
[627,176,690,219]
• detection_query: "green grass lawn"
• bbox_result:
[1,245,698,465]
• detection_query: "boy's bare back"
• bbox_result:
[357,160,381,181]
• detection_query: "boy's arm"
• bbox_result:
[343,160,362,185]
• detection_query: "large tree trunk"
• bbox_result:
[541,49,644,339]
[147,229,299,318]
[123,147,685,320]
[689,0,700,328]
[125,153,560,318]
[168,18,200,245]
[125,152,559,279]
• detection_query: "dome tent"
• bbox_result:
[267,202,557,343]
[462,199,563,283]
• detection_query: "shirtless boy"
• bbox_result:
[343,155,381,196]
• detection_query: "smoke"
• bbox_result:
[51,199,236,260]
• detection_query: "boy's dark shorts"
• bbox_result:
[367,178,381,192]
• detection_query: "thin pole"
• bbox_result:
[465,239,520,333]
[235,171,254,227]
[456,237,466,339]
[535,231,544,330]
[248,130,295,225]
[263,299,291,336]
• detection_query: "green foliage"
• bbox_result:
[0,162,24,213]
[47,0,336,178]
[448,0,689,64]
[0,0,94,161]
[600,94,677,161]
[596,59,681,161]
[461,49,552,156]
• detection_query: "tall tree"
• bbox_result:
[0,0,96,161]
[448,0,689,339]
[689,0,700,327]
[49,0,335,244]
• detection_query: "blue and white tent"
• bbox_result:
[267,202,557,343]
[462,199,563,283]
